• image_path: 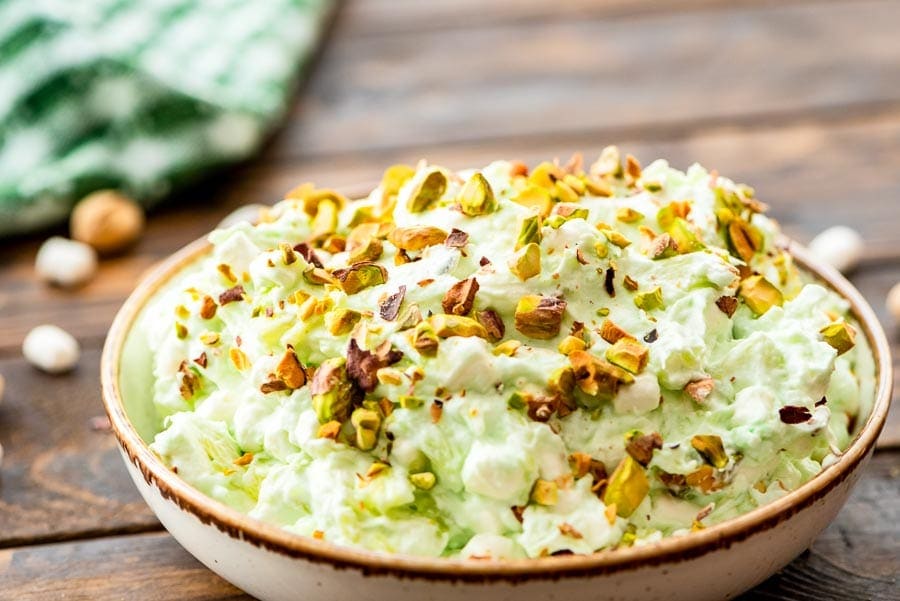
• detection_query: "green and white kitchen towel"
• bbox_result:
[0,0,333,236]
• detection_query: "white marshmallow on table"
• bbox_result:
[22,325,81,374]
[35,237,98,287]
[887,282,900,322]
[807,226,864,274]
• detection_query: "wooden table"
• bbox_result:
[1,1,898,598]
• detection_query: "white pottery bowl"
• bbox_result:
[101,237,893,601]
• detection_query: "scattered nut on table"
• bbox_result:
[807,226,863,274]
[35,236,98,287]
[887,282,900,322]
[70,190,145,254]
[22,324,81,374]
[217,203,268,229]
[0,372,5,405]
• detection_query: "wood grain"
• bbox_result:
[276,1,900,158]
[1,453,896,600]
[0,348,159,548]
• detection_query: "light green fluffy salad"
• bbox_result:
[144,148,874,559]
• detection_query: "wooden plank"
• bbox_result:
[0,348,160,548]
[1,452,896,600]
[275,0,900,158]
[340,0,837,35]
[0,532,247,601]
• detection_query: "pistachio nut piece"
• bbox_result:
[530,479,559,506]
[351,407,382,451]
[409,471,436,490]
[310,357,356,423]
[407,170,447,213]
[332,263,388,295]
[633,287,664,312]
[603,455,649,518]
[568,350,633,400]
[691,435,728,469]
[514,295,566,339]
[605,338,649,374]
[516,215,543,250]
[428,314,488,339]
[739,275,783,316]
[508,243,541,281]
[388,226,448,251]
[458,172,497,216]
[820,321,856,355]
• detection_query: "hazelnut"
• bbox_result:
[70,190,144,254]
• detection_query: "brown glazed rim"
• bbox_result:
[101,232,893,582]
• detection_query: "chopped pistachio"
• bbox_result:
[407,170,447,213]
[530,479,559,506]
[199,295,217,320]
[684,378,715,403]
[279,242,297,266]
[656,201,691,231]
[820,321,856,355]
[548,366,576,406]
[507,390,530,410]
[310,357,355,423]
[388,225,448,251]
[325,308,362,335]
[376,367,403,386]
[199,331,220,346]
[492,339,522,356]
[691,435,728,469]
[558,335,587,355]
[442,277,479,316]
[429,314,488,339]
[397,303,423,330]
[553,203,589,222]
[715,295,739,317]
[616,207,644,223]
[410,471,436,490]
[275,347,307,389]
[599,319,630,344]
[303,267,339,287]
[603,455,649,518]
[667,218,704,254]
[727,219,762,263]
[591,145,623,179]
[553,180,580,204]
[623,275,639,291]
[364,461,390,480]
[514,295,566,339]
[561,173,586,195]
[516,214,543,250]
[379,164,415,214]
[598,225,631,248]
[175,322,188,339]
[351,408,382,451]
[333,263,388,295]
[317,420,341,440]
[475,309,505,342]
[739,275,783,316]
[512,185,553,218]
[568,350,634,400]
[605,338,649,374]
[229,347,249,371]
[625,154,642,180]
[348,237,383,263]
[649,233,677,260]
[458,172,497,216]
[625,431,663,466]
[508,243,541,281]
[583,175,613,197]
[594,240,609,259]
[411,321,440,356]
[634,287,664,312]
[528,161,564,189]
[311,199,339,240]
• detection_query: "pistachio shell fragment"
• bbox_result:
[691,435,728,469]
[530,479,559,506]
[310,357,356,423]
[568,350,633,400]
[603,455,649,518]
[605,338,649,374]
[820,321,856,355]
[429,314,488,339]
[516,215,543,250]
[509,243,541,281]
[388,226,448,251]
[407,170,448,213]
[633,287,664,312]
[351,408,382,451]
[739,275,783,316]
[514,295,566,339]
[333,263,388,295]
[458,172,497,216]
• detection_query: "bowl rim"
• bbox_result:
[101,233,893,582]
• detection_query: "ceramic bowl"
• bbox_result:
[101,235,892,601]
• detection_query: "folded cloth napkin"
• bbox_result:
[0,0,332,236]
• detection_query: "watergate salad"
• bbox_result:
[144,148,875,559]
